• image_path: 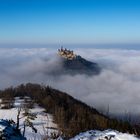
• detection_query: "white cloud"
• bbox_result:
[0,48,140,119]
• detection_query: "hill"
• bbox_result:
[62,55,101,75]
[57,48,101,75]
[0,83,139,138]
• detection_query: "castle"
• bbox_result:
[58,47,77,60]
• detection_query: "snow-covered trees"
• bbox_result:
[0,119,26,140]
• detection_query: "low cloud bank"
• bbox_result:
[0,48,140,119]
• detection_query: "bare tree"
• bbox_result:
[15,102,37,137]
[16,107,22,130]
[22,107,37,137]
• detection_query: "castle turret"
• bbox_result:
[58,47,76,60]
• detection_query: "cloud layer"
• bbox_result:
[0,47,140,119]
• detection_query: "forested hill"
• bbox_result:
[61,55,101,75]
[0,83,139,138]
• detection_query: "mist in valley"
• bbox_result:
[0,47,140,121]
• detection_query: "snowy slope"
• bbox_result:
[1,97,140,140]
[0,97,58,140]
[70,130,140,140]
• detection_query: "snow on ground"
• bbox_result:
[1,97,140,140]
[70,130,140,140]
[0,97,58,140]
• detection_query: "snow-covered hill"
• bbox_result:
[70,130,140,140]
[0,95,140,140]
[0,97,58,140]
[0,97,140,140]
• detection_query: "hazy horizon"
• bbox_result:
[0,44,140,50]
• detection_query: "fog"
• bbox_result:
[0,47,140,119]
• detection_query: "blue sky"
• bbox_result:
[0,0,140,45]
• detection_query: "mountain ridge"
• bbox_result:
[0,83,139,138]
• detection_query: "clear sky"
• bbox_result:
[0,0,140,45]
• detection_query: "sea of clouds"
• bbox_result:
[0,47,140,120]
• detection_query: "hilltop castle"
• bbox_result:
[58,47,77,60]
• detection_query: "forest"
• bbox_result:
[0,83,139,138]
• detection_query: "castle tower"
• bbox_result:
[58,47,76,60]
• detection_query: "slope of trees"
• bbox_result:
[0,83,139,138]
